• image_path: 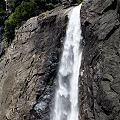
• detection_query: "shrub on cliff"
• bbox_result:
[11,0,60,12]
[11,0,30,11]
[4,13,15,43]
[77,0,83,3]
[0,0,6,26]
[0,9,6,26]
[4,1,39,43]
[45,3,59,10]
[0,9,6,17]
[5,0,61,43]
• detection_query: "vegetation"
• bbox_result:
[11,0,61,12]
[4,0,83,44]
[4,0,61,43]
[0,12,6,27]
[4,1,39,43]
[0,0,6,17]
[0,9,6,16]
[11,0,30,12]
[77,0,83,3]
[0,0,6,26]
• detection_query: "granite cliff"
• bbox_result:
[0,0,120,120]
[80,0,120,120]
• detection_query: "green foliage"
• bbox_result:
[54,3,61,7]
[0,8,6,27]
[5,0,62,44]
[23,114,27,119]
[0,9,6,16]
[32,0,46,7]
[0,0,6,26]
[32,0,61,11]
[45,3,56,10]
[14,1,39,23]
[11,0,61,11]
[4,13,16,43]
[11,0,30,11]
[4,1,39,43]
[4,0,84,44]
[77,0,83,3]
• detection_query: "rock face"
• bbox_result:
[80,0,120,120]
[117,0,120,16]
[0,6,73,120]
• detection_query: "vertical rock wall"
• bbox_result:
[80,0,120,120]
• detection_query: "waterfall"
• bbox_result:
[5,0,8,11]
[52,4,83,120]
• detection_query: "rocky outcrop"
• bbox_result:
[0,6,73,120]
[80,0,120,120]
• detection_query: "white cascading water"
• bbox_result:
[5,0,8,11]
[52,4,83,120]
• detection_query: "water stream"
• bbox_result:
[52,4,83,120]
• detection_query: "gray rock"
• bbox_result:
[117,0,120,14]
[0,6,73,120]
[80,0,120,120]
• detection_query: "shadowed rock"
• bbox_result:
[80,0,120,120]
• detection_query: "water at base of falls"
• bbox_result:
[51,4,83,120]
